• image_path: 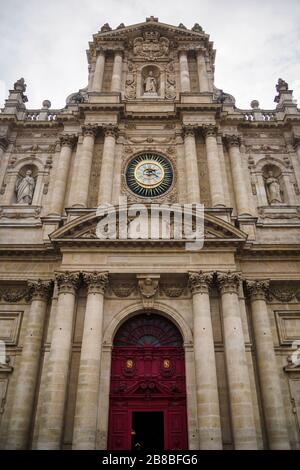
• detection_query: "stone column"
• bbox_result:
[225,136,251,216]
[5,280,52,450]
[217,272,258,449]
[179,50,191,93]
[72,272,109,450]
[246,280,290,449]
[98,126,118,205]
[189,272,222,449]
[49,134,77,215]
[183,126,201,203]
[203,126,226,207]
[111,50,123,93]
[36,272,80,450]
[72,125,98,207]
[196,51,210,93]
[92,49,106,92]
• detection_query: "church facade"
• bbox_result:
[0,17,300,450]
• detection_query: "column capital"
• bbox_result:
[103,124,118,138]
[95,46,106,56]
[178,48,188,56]
[0,136,9,152]
[59,134,77,149]
[182,125,197,138]
[82,124,98,138]
[82,271,109,294]
[224,134,241,148]
[202,124,218,138]
[189,271,214,295]
[112,48,124,56]
[217,271,242,294]
[28,279,53,300]
[55,271,81,294]
[246,280,270,301]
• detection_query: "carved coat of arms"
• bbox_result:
[133,31,169,59]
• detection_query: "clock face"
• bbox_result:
[126,153,173,198]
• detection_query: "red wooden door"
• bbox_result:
[107,314,188,451]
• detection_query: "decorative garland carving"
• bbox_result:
[165,62,176,100]
[111,281,137,297]
[125,62,137,100]
[161,283,186,297]
[0,286,31,303]
[266,285,300,303]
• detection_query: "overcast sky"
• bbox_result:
[1,0,300,110]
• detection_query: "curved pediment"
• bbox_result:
[50,208,247,247]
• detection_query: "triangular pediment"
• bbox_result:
[88,18,215,62]
[50,208,247,247]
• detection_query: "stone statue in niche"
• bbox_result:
[265,170,283,204]
[144,70,157,94]
[15,169,36,204]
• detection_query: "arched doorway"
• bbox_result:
[107,313,188,451]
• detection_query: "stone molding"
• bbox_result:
[82,271,109,295]
[188,271,214,295]
[55,271,81,295]
[28,279,53,300]
[245,280,270,301]
[216,271,242,295]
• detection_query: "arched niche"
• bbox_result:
[251,156,296,207]
[262,163,284,205]
[12,164,38,205]
[136,64,165,99]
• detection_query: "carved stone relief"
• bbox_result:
[133,31,169,59]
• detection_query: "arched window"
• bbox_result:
[113,313,183,347]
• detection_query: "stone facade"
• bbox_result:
[0,17,300,450]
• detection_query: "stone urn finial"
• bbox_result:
[42,100,51,109]
[250,100,260,109]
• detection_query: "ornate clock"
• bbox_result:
[126,153,173,198]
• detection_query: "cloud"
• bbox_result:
[0,0,300,109]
